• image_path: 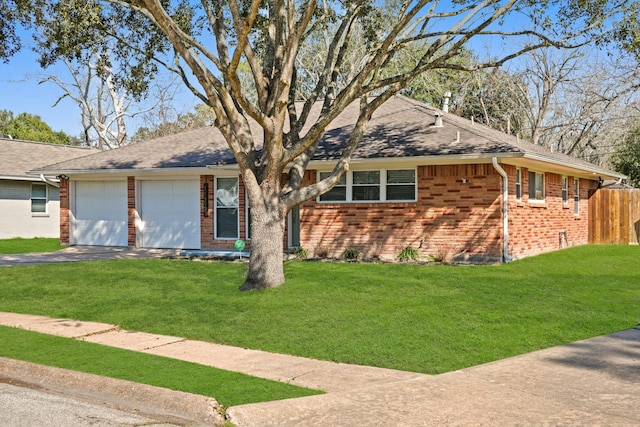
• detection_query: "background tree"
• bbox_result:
[0,110,76,144]
[5,0,638,290]
[610,124,640,187]
[131,103,216,143]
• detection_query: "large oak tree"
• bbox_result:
[3,0,637,289]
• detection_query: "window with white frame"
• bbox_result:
[31,183,48,213]
[215,177,239,239]
[245,193,251,240]
[561,176,568,204]
[573,178,579,215]
[528,171,545,202]
[352,171,380,201]
[318,169,416,203]
[318,172,346,202]
[515,168,522,201]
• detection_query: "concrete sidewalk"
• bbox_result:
[1,312,639,426]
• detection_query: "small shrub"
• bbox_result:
[398,246,420,262]
[292,247,309,259]
[315,247,329,258]
[341,247,361,260]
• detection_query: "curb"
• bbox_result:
[0,357,224,426]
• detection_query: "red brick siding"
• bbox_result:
[127,176,136,247]
[507,166,597,259]
[200,174,251,251]
[298,164,598,261]
[300,165,504,261]
[59,177,69,245]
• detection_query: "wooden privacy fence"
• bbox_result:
[589,188,640,244]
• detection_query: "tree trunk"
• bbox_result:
[240,198,287,291]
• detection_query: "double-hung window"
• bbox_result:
[561,176,568,205]
[573,178,580,215]
[318,169,416,203]
[386,169,417,200]
[515,169,522,201]
[215,177,238,239]
[352,171,380,201]
[528,171,545,202]
[31,183,48,214]
[318,172,347,202]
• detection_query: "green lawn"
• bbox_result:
[0,238,64,254]
[1,245,639,377]
[0,326,321,407]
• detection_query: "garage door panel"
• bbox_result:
[74,181,128,246]
[140,180,200,249]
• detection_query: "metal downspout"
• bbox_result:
[40,174,60,188]
[492,157,511,263]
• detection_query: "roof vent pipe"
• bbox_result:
[434,112,443,127]
[441,91,451,113]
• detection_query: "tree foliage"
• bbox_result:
[131,103,216,143]
[610,125,640,188]
[0,110,76,144]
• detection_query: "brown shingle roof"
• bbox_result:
[0,138,97,180]
[33,95,623,179]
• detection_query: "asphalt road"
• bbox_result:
[0,381,180,427]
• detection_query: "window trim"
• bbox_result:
[515,168,522,201]
[214,176,239,240]
[527,171,545,203]
[317,168,417,203]
[573,177,580,215]
[561,176,568,205]
[31,183,48,215]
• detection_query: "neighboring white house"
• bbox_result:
[0,137,96,239]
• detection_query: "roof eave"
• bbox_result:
[28,167,215,176]
[521,153,626,181]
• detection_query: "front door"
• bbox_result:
[288,205,300,248]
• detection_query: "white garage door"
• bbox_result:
[74,181,128,246]
[139,180,200,249]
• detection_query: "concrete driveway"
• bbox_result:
[0,246,178,267]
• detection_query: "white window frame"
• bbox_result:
[317,168,417,203]
[561,176,568,205]
[245,191,251,240]
[215,177,239,240]
[573,178,580,215]
[515,168,522,201]
[528,171,545,202]
[31,183,48,215]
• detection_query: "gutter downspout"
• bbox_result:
[492,157,511,263]
[40,174,60,188]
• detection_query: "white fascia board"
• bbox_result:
[0,175,40,181]
[307,152,524,170]
[520,153,626,180]
[31,167,213,178]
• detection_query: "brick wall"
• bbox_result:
[298,163,598,262]
[59,177,69,245]
[506,166,597,259]
[200,174,251,251]
[300,164,504,261]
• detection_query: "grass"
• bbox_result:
[0,238,64,254]
[0,326,321,407]
[0,245,639,377]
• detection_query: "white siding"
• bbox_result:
[0,180,61,239]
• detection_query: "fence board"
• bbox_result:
[589,188,640,244]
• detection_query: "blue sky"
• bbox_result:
[0,49,86,136]
[0,35,199,138]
